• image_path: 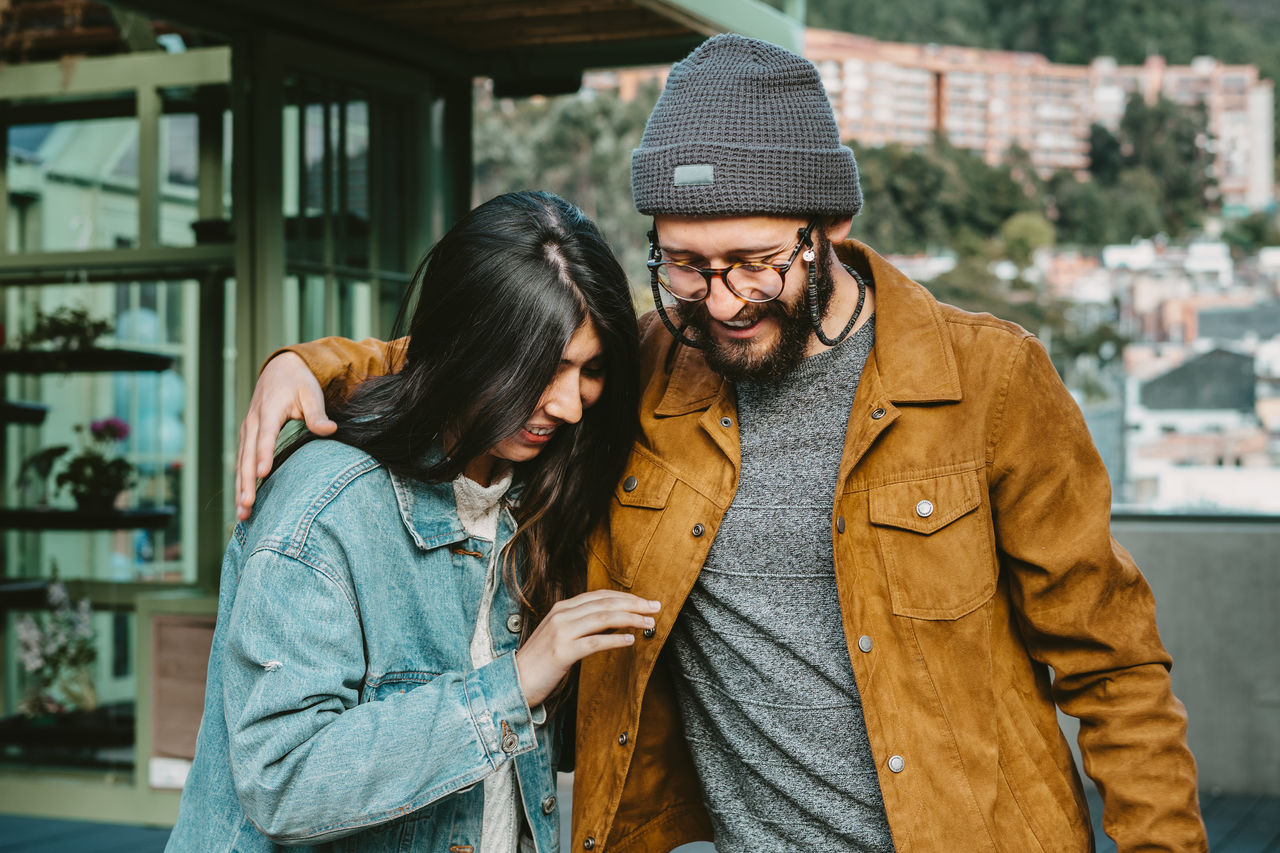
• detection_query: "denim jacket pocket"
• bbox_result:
[869,469,996,620]
[361,671,441,704]
[606,447,676,589]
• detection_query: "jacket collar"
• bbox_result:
[389,471,469,551]
[385,443,516,551]
[654,238,961,414]
[839,239,962,403]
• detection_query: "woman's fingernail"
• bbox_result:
[644,617,655,628]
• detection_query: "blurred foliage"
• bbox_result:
[1223,210,1280,254]
[473,81,661,308]
[1001,211,1056,269]
[850,92,1216,257]
[847,137,1036,254]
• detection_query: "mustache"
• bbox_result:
[683,296,793,331]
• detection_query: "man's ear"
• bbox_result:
[823,216,854,245]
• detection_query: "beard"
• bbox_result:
[679,235,836,383]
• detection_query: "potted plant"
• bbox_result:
[15,568,98,717]
[15,305,113,351]
[54,417,135,511]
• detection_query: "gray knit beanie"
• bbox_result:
[631,33,861,218]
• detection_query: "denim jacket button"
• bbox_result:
[501,731,519,753]
[506,613,523,634]
[541,795,557,815]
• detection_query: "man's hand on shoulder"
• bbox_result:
[236,352,336,520]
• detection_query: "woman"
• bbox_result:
[168,191,657,852]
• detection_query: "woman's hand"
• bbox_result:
[236,352,336,521]
[515,590,661,707]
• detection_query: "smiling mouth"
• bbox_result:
[525,425,556,436]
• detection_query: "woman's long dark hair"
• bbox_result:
[287,190,639,653]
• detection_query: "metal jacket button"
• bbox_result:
[915,500,934,518]
[506,613,523,634]
[888,754,905,773]
[618,732,628,745]
[871,408,886,419]
[622,476,637,492]
[501,732,519,753]
[541,795,557,815]
[692,523,705,537]
[583,837,596,850]
[858,635,873,653]
[642,627,655,639]
[720,416,732,427]
[836,516,846,533]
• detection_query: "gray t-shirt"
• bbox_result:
[666,316,895,852]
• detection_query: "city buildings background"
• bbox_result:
[0,1,1276,845]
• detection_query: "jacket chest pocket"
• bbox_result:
[605,448,676,589]
[869,469,996,620]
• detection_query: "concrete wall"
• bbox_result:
[1058,515,1280,796]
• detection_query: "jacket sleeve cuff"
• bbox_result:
[463,650,539,766]
[510,652,548,727]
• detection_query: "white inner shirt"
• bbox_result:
[454,467,525,853]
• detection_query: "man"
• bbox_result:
[236,35,1205,852]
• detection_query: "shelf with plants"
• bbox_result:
[0,306,177,375]
[5,308,178,529]
[0,574,131,772]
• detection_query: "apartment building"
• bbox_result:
[804,28,1275,211]
[806,29,1094,175]
[1090,54,1274,211]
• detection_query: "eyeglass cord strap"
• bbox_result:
[650,277,704,348]
[809,257,867,348]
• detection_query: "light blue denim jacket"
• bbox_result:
[168,440,560,852]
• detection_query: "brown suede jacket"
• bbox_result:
[281,239,1206,852]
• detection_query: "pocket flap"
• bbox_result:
[615,451,676,509]
[869,471,981,535]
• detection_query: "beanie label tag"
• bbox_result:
[673,164,714,186]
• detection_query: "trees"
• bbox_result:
[848,137,1035,256]
[473,80,660,303]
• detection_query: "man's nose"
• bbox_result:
[704,272,746,321]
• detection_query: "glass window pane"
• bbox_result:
[7,116,141,252]
[159,113,198,248]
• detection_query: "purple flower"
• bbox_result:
[90,417,130,442]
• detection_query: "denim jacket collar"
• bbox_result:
[387,445,523,551]
[389,472,468,551]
